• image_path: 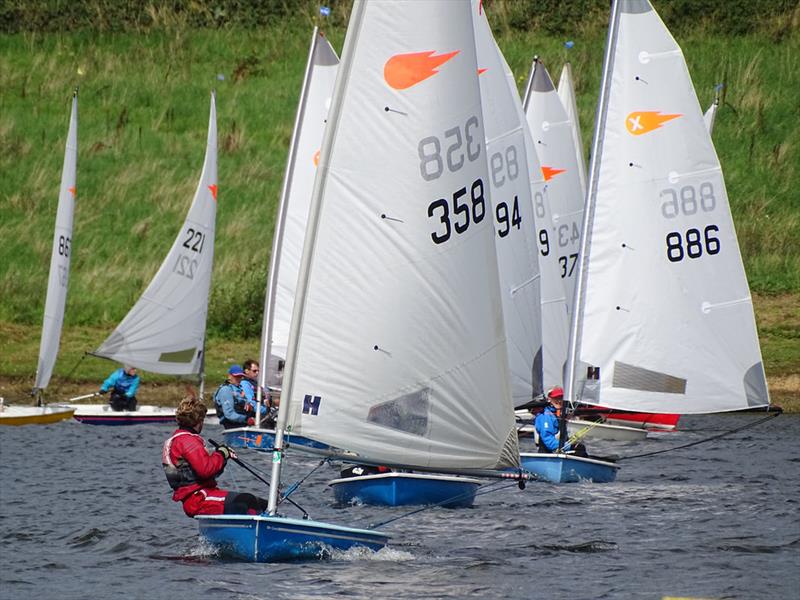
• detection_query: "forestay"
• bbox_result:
[283,0,519,470]
[93,93,218,375]
[35,91,78,390]
[556,62,588,199]
[260,30,339,391]
[473,4,543,406]
[524,59,586,317]
[566,0,769,413]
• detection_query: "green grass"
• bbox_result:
[0,7,798,387]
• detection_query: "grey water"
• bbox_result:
[0,413,798,600]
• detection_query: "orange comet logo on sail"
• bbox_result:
[68,186,76,197]
[208,184,218,201]
[313,150,320,167]
[626,111,681,135]
[384,50,459,90]
[541,166,566,181]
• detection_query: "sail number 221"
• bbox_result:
[173,227,206,280]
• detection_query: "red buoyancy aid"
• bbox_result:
[162,428,226,502]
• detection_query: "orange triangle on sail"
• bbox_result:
[208,184,218,201]
[384,50,459,90]
[68,186,76,197]
[541,166,566,181]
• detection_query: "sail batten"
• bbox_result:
[93,93,218,376]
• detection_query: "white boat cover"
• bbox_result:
[473,4,543,406]
[556,62,588,198]
[282,0,519,470]
[35,92,78,390]
[569,0,769,413]
[524,59,586,318]
[93,93,218,375]
[262,30,339,389]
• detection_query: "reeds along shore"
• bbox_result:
[0,2,798,391]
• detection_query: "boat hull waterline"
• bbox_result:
[67,404,175,426]
[329,472,482,508]
[0,405,75,426]
[196,514,389,562]
[520,452,619,483]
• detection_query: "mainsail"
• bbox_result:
[556,62,588,198]
[565,0,769,414]
[524,59,586,317]
[259,29,339,392]
[93,93,218,375]
[34,90,78,391]
[280,0,519,471]
[473,4,543,405]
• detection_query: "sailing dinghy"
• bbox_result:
[198,1,525,559]
[223,28,339,453]
[69,93,219,425]
[2,91,79,427]
[561,0,769,459]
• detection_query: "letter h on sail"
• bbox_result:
[303,394,322,415]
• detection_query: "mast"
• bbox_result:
[256,28,322,427]
[521,56,539,111]
[563,0,622,416]
[267,3,366,514]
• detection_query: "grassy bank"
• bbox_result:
[0,6,798,408]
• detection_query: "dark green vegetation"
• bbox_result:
[0,1,798,397]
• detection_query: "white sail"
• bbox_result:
[556,62,588,198]
[566,0,769,414]
[524,59,586,318]
[281,0,519,470]
[473,5,543,405]
[34,91,78,391]
[260,30,340,391]
[519,91,569,392]
[93,93,218,375]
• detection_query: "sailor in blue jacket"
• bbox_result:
[100,365,140,411]
[213,365,253,429]
[534,386,571,453]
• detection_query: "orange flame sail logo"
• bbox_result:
[68,186,76,197]
[384,50,459,90]
[313,150,320,167]
[541,166,566,182]
[625,111,682,135]
[208,184,218,201]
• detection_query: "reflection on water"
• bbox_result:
[0,414,798,599]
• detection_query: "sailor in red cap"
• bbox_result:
[534,386,568,453]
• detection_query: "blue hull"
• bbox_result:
[519,453,619,483]
[222,427,331,452]
[196,514,389,562]
[329,473,481,508]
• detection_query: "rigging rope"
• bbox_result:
[62,352,88,382]
[617,412,780,461]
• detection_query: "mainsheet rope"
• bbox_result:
[617,412,780,461]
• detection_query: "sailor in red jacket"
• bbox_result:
[162,394,268,517]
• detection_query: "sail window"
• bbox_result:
[367,388,430,437]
